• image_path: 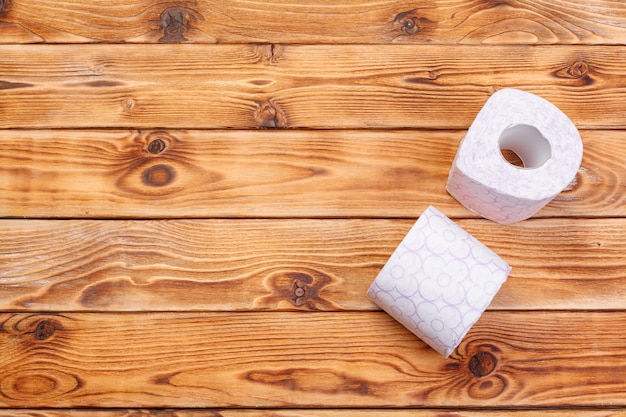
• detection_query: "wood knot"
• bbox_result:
[567,60,589,78]
[255,100,285,128]
[160,7,195,42]
[148,138,167,154]
[4,369,83,400]
[553,60,592,85]
[144,131,177,155]
[142,164,175,187]
[0,0,7,15]
[292,280,307,305]
[34,320,61,341]
[395,9,421,35]
[255,269,339,311]
[468,351,497,377]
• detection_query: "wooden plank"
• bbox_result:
[0,217,624,313]
[0,129,623,219]
[1,44,626,129]
[1,0,626,44]
[1,311,626,407]
[3,410,626,417]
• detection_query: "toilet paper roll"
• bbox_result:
[446,88,583,224]
[367,206,511,357]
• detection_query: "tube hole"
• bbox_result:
[499,124,551,169]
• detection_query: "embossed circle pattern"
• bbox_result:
[367,206,511,357]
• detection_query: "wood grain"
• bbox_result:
[0,217,624,312]
[2,0,626,413]
[1,0,626,44]
[1,311,626,407]
[3,411,626,417]
[1,44,626,129]
[0,129,623,219]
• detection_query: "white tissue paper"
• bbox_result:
[367,206,511,357]
[447,88,583,224]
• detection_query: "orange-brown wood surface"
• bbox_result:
[1,0,626,415]
[0,218,624,312]
[2,311,626,408]
[0,129,623,218]
[0,45,625,129]
[2,0,626,44]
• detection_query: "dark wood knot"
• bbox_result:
[145,131,176,155]
[468,351,497,377]
[142,164,175,187]
[395,10,421,35]
[256,269,339,311]
[292,280,307,305]
[34,319,61,341]
[148,138,167,155]
[160,7,192,42]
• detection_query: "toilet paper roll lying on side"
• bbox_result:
[447,88,583,224]
[367,206,511,357]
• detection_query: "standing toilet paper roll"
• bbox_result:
[367,206,511,357]
[447,88,583,224]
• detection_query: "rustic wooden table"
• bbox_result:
[1,1,626,415]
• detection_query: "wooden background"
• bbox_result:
[1,0,626,415]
